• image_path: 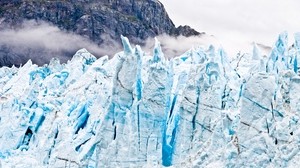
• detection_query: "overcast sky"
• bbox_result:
[160,0,300,55]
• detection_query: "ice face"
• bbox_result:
[1,33,300,167]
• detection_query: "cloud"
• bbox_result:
[0,20,122,66]
[0,19,270,67]
[143,34,221,58]
[0,20,229,66]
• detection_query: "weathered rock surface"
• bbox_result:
[0,0,200,66]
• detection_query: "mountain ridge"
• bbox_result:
[0,0,201,66]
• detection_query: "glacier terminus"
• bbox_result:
[1,32,300,167]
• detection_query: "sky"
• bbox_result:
[160,0,300,56]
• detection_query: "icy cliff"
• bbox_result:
[1,32,300,167]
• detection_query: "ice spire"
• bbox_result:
[294,32,300,51]
[121,35,133,55]
[275,31,288,55]
[153,38,165,63]
[294,33,300,73]
[134,45,143,100]
[252,43,261,60]
[267,32,288,73]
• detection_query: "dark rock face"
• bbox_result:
[171,25,201,37]
[0,0,200,66]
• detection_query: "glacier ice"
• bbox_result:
[1,33,300,167]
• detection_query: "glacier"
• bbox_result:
[0,32,300,167]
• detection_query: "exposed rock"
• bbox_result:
[0,0,201,66]
[171,25,202,37]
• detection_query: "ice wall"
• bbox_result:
[1,33,300,167]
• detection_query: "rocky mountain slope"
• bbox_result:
[0,0,200,67]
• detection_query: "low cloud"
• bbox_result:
[143,34,222,58]
[0,20,122,66]
[0,20,253,67]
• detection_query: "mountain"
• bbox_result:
[1,32,300,167]
[0,0,200,67]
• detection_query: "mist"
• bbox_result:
[0,20,122,66]
[143,33,223,58]
[0,20,256,67]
